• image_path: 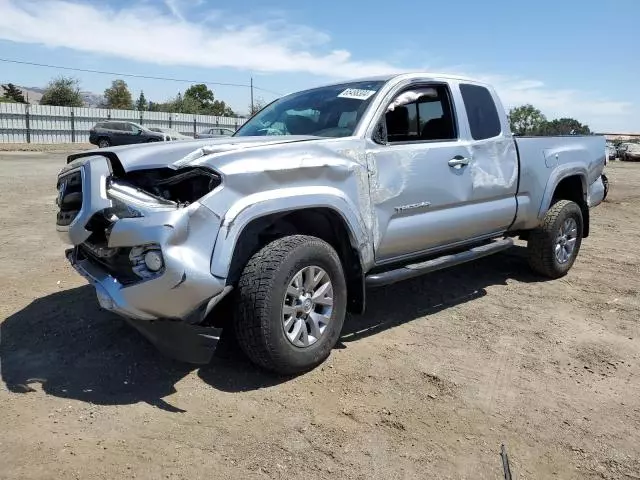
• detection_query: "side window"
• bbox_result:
[459,84,501,140]
[384,85,456,143]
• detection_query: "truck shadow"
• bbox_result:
[341,245,542,341]
[0,286,285,411]
[1,246,541,409]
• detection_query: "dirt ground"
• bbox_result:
[1,150,639,480]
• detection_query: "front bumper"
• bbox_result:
[58,155,229,323]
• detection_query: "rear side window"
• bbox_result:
[459,84,501,140]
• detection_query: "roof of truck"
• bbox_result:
[289,72,487,96]
[353,72,478,82]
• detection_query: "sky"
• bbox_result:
[0,0,638,132]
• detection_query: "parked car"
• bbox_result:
[617,142,632,158]
[57,73,606,373]
[147,127,192,141]
[622,143,640,161]
[194,127,236,139]
[606,144,617,160]
[89,121,165,148]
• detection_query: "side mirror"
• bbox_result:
[137,128,143,135]
[372,120,387,145]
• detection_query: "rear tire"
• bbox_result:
[233,235,347,374]
[527,200,583,279]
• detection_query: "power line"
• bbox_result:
[0,57,282,96]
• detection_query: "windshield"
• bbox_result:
[234,80,386,138]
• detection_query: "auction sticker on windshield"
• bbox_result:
[338,88,377,100]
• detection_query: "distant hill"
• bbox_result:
[7,85,105,108]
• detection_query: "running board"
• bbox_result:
[365,238,514,288]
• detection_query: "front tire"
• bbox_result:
[527,200,583,279]
[234,235,347,374]
[98,138,110,148]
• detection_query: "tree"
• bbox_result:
[104,79,133,109]
[40,76,84,107]
[135,91,148,111]
[537,118,591,136]
[184,84,214,109]
[146,89,236,116]
[209,99,234,117]
[249,97,266,116]
[2,84,26,103]
[508,104,547,135]
[183,83,235,116]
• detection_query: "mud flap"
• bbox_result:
[125,318,222,364]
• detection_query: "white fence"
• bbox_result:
[0,103,247,143]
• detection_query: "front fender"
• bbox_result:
[538,163,588,219]
[209,186,373,278]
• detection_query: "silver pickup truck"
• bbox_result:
[56,73,607,373]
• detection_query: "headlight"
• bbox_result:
[107,198,143,219]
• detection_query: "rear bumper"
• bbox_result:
[587,175,606,208]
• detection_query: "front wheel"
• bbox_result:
[527,200,584,279]
[233,235,347,374]
[98,138,110,148]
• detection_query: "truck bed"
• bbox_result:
[512,135,606,230]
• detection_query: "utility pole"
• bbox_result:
[250,76,254,115]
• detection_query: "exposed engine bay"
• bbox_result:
[112,166,221,206]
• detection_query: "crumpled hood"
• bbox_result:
[67,135,320,171]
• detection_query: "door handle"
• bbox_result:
[448,156,470,169]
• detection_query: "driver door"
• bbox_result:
[367,82,516,263]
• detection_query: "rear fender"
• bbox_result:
[538,163,588,219]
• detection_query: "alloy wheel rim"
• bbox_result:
[282,266,333,348]
[555,217,578,264]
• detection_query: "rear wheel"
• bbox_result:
[233,235,347,374]
[98,138,110,148]
[527,200,583,279]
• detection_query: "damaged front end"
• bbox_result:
[56,155,230,364]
